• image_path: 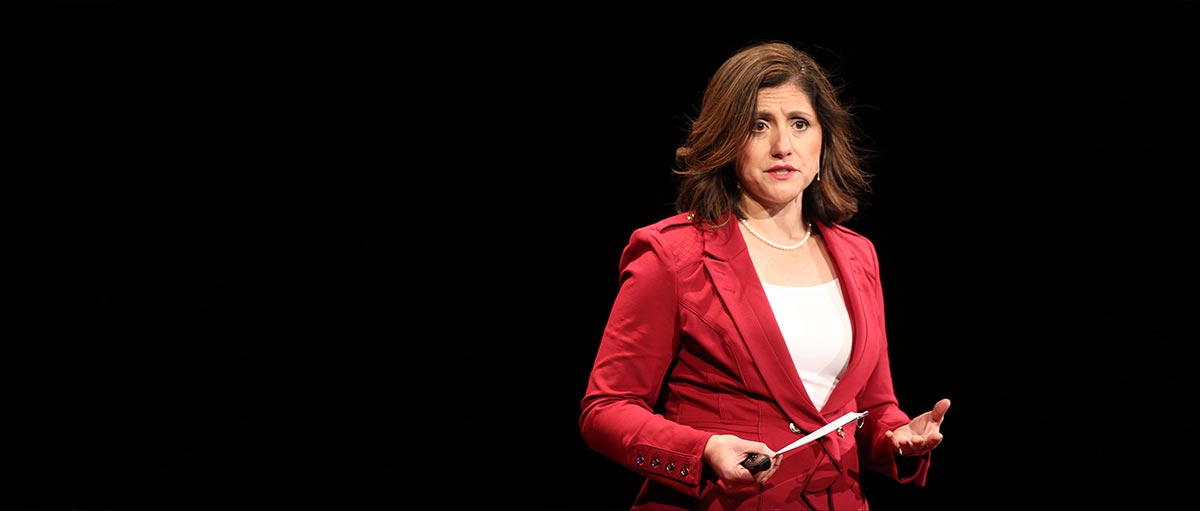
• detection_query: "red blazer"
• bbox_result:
[580,212,932,510]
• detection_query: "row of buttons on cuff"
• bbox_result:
[634,455,691,478]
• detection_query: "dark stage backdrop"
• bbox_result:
[8,4,1199,510]
[467,9,1200,511]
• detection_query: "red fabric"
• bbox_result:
[579,213,931,510]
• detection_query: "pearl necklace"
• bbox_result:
[739,217,813,251]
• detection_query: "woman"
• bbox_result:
[579,40,951,510]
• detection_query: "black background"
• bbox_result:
[7,3,1200,510]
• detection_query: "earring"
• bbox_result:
[816,170,821,181]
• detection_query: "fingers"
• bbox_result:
[894,429,943,457]
[896,438,939,457]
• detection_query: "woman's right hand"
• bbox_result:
[704,434,780,487]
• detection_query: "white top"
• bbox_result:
[761,279,852,410]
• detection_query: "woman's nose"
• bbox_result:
[771,132,793,157]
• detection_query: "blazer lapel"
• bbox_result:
[818,224,871,414]
[703,219,826,427]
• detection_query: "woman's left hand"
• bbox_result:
[886,398,950,457]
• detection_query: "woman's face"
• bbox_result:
[736,83,822,212]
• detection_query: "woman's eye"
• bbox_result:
[792,119,810,131]
[751,120,767,132]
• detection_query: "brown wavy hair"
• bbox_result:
[673,41,873,229]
